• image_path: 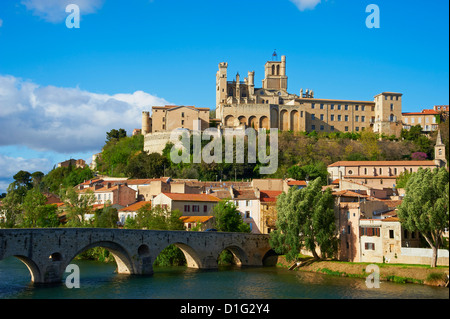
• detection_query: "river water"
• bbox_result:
[0,257,448,299]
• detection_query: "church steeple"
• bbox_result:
[434,130,447,168]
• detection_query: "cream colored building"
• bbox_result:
[402,109,440,132]
[152,193,220,216]
[216,55,403,137]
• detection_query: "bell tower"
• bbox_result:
[262,55,287,91]
[434,130,447,168]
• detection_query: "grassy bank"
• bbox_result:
[276,255,449,287]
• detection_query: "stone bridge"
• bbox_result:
[0,228,275,284]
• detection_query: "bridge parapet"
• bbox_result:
[0,228,273,284]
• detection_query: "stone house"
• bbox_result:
[152,193,220,216]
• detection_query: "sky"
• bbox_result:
[0,0,448,193]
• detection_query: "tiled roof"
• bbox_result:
[402,109,439,115]
[332,190,369,198]
[328,160,436,167]
[287,180,307,186]
[119,201,152,212]
[162,193,221,202]
[180,216,214,223]
[260,191,282,202]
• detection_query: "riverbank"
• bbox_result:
[276,256,449,287]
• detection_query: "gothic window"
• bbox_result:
[272,65,275,75]
[276,64,280,75]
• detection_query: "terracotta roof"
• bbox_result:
[328,161,437,167]
[124,179,155,185]
[260,190,282,202]
[287,180,307,186]
[119,201,152,212]
[378,200,403,208]
[332,190,369,198]
[162,193,220,202]
[180,216,214,223]
[233,189,257,200]
[402,109,439,115]
[382,217,400,222]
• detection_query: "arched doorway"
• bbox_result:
[280,110,289,131]
[290,110,299,132]
[260,116,269,130]
[270,108,279,129]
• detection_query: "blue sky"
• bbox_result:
[0,0,448,193]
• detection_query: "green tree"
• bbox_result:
[212,200,250,233]
[93,204,118,228]
[395,170,412,189]
[22,188,48,227]
[397,167,449,267]
[125,151,170,179]
[106,128,127,143]
[287,162,328,185]
[60,187,95,226]
[270,178,337,261]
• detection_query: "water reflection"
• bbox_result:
[0,257,448,299]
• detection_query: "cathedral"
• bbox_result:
[216,55,403,137]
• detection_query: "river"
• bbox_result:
[0,257,448,299]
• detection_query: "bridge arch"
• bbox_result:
[218,244,249,266]
[14,255,41,283]
[154,242,202,269]
[67,240,135,275]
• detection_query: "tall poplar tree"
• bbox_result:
[270,178,337,261]
[397,167,449,267]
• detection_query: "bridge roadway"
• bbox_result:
[0,228,275,284]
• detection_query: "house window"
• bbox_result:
[184,205,190,212]
[311,125,316,130]
[181,112,185,118]
[361,116,365,122]
[192,205,200,212]
[245,211,250,218]
[320,114,324,121]
[347,225,351,234]
[345,115,349,122]
[331,115,335,121]
[320,125,324,131]
[204,205,208,212]
[338,115,341,121]
[365,243,375,250]
[311,103,315,109]
[311,114,315,120]
[389,230,394,239]
[331,104,334,110]
[331,126,335,131]
[355,105,359,111]
[320,104,324,109]
[338,105,341,110]
[345,105,349,110]
[345,126,349,132]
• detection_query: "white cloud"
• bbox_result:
[289,0,322,11]
[0,154,52,180]
[21,0,104,23]
[0,74,170,154]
